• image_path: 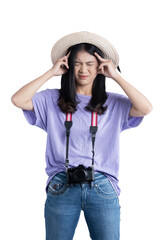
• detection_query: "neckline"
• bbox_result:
[76,93,92,98]
[76,93,92,104]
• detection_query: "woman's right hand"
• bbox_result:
[50,51,71,76]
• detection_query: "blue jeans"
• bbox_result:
[45,171,120,240]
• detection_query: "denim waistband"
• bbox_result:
[52,171,108,184]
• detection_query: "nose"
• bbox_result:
[79,64,88,73]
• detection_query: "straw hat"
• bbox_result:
[51,31,119,67]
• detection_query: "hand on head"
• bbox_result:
[50,51,71,76]
[94,52,119,80]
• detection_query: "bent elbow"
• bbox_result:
[143,103,153,116]
[11,95,21,108]
[11,95,17,106]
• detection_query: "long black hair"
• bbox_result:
[58,43,108,115]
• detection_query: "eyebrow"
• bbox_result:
[75,60,95,63]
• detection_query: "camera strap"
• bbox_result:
[65,113,73,170]
[64,111,98,170]
[90,112,98,166]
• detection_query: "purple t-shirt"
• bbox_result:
[22,89,143,195]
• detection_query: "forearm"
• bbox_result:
[11,69,53,106]
[113,73,153,115]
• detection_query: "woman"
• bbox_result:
[11,31,152,240]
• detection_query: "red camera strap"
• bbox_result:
[66,112,97,126]
[66,113,72,121]
[91,111,98,127]
[65,111,98,169]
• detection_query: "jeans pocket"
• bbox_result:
[47,177,69,197]
[95,178,118,199]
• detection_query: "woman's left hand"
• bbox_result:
[94,52,119,80]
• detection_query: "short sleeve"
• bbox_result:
[22,90,49,131]
[119,95,144,131]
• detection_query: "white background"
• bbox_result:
[1,0,160,239]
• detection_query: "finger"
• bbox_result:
[61,62,69,69]
[98,63,104,70]
[101,67,105,74]
[60,53,70,61]
[97,68,104,75]
[94,52,105,61]
[97,63,104,72]
[99,65,105,74]
[66,50,71,58]
[63,59,69,69]
[98,62,109,70]
[59,57,69,69]
[61,52,70,68]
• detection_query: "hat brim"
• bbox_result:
[51,31,119,67]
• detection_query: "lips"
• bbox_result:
[79,75,89,78]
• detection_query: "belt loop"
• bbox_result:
[90,181,94,189]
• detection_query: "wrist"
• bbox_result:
[112,72,123,83]
[47,68,56,78]
[40,69,55,83]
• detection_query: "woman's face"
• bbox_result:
[74,50,99,89]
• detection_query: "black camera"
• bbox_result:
[67,164,94,184]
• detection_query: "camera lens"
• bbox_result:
[74,169,86,182]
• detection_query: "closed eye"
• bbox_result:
[75,61,81,66]
[74,61,94,66]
